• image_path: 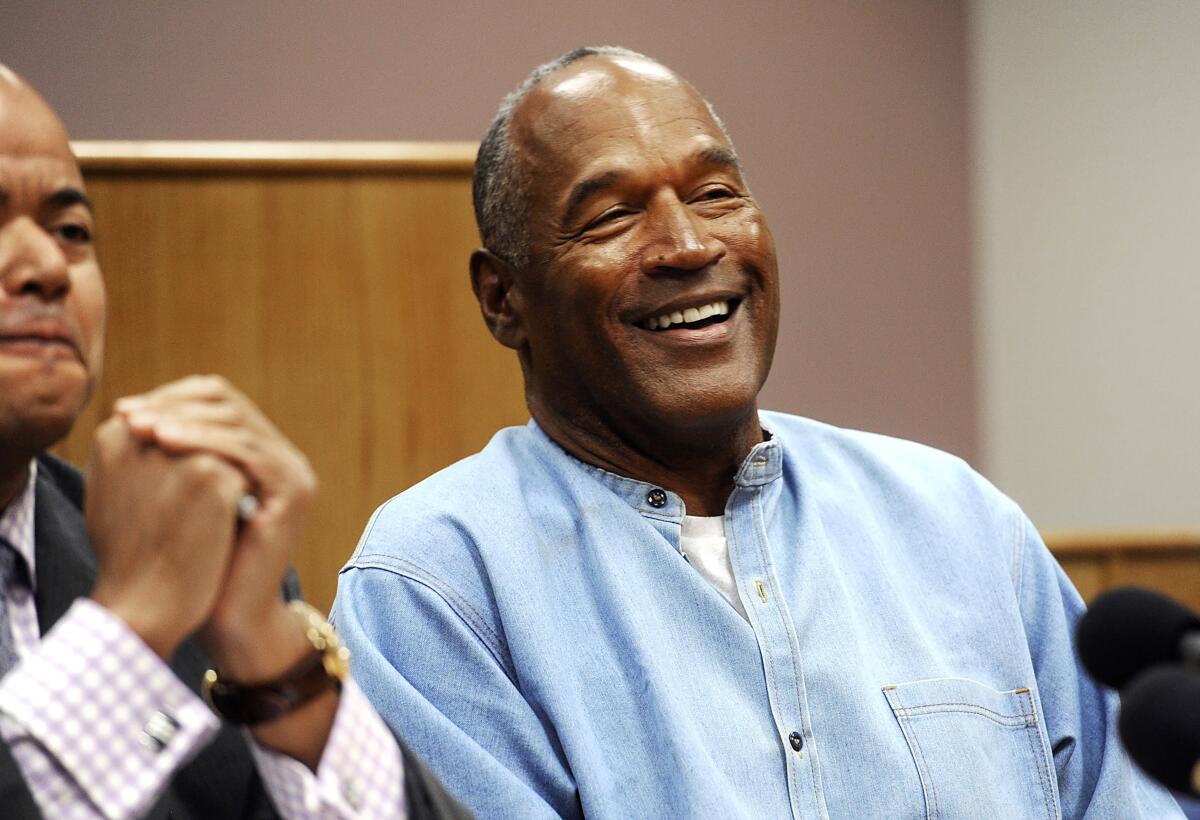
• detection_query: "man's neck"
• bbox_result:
[529,399,763,517]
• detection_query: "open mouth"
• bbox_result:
[637,299,738,331]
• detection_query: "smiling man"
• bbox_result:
[333,48,1179,818]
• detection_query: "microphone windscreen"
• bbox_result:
[1076,587,1200,690]
[1119,665,1200,795]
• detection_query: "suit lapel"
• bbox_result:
[32,467,97,635]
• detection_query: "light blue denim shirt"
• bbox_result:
[333,412,1180,818]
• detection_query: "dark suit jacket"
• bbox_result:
[0,454,468,819]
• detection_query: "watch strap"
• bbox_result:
[202,601,350,726]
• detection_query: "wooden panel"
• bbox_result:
[1046,529,1200,610]
[56,145,529,612]
[1054,556,1106,603]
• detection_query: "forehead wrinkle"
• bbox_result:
[544,127,735,233]
[554,140,739,235]
[532,108,719,176]
[0,154,86,208]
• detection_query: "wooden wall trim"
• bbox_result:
[72,140,478,174]
[1045,528,1200,556]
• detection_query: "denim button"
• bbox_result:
[788,731,804,751]
[646,488,667,508]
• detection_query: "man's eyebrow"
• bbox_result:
[561,170,623,229]
[45,187,93,214]
[693,145,740,172]
[559,145,740,230]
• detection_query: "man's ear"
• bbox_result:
[469,248,526,350]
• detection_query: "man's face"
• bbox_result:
[510,57,779,440]
[0,76,105,457]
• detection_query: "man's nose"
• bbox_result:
[640,195,726,275]
[0,218,71,301]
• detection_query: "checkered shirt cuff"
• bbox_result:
[0,598,220,819]
[249,677,405,819]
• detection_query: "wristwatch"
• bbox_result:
[202,601,351,725]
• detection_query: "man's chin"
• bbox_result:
[641,380,763,435]
[0,376,93,456]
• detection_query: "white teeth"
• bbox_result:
[640,299,730,330]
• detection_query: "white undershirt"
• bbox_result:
[679,515,749,621]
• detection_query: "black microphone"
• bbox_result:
[1076,586,1200,690]
[1120,666,1200,795]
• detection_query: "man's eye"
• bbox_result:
[693,187,735,202]
[54,223,93,244]
[586,208,632,230]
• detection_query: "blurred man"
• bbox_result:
[0,66,464,818]
[334,48,1180,817]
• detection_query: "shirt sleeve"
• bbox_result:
[1012,507,1186,818]
[0,598,220,820]
[333,563,571,819]
[248,676,406,819]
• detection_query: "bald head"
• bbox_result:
[472,47,740,271]
[0,65,73,162]
[513,54,706,169]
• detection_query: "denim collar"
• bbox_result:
[527,416,783,522]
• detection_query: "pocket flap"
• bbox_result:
[883,677,1037,728]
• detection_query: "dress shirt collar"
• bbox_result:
[526,415,783,521]
[0,459,37,592]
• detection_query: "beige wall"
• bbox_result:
[3,1,977,460]
[971,0,1200,528]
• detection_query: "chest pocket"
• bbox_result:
[883,677,1061,820]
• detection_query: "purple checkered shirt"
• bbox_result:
[0,461,405,818]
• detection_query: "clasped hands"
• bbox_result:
[87,375,318,683]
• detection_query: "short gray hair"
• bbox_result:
[472,46,740,271]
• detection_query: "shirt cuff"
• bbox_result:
[249,677,405,819]
[0,598,220,819]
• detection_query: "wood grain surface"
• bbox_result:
[58,145,528,611]
[1045,529,1200,610]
